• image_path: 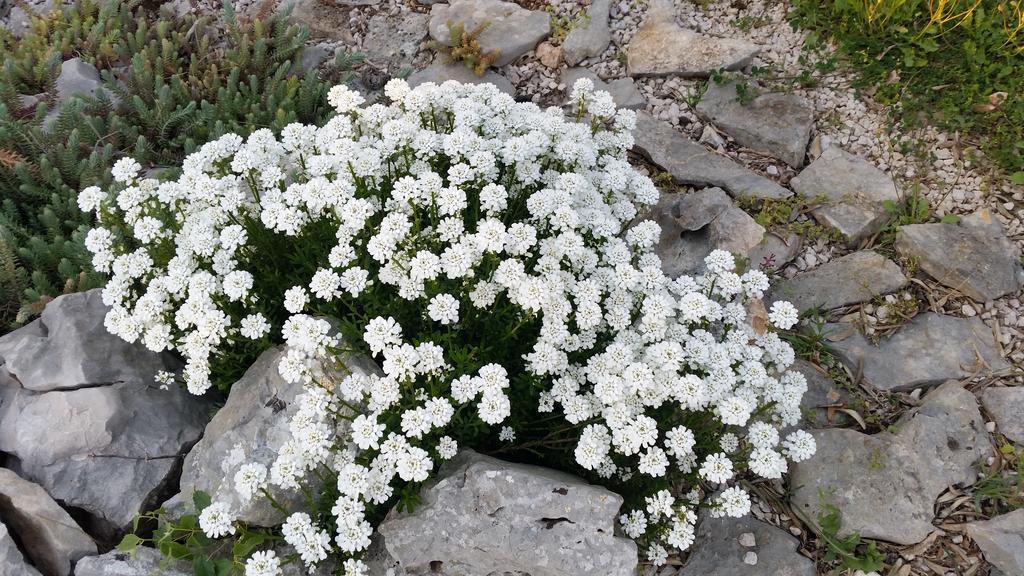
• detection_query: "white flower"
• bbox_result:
[240,313,271,339]
[111,157,141,183]
[769,300,799,330]
[284,286,309,313]
[499,426,516,442]
[78,186,107,213]
[328,85,365,113]
[427,293,460,325]
[245,550,282,576]
[699,452,734,484]
[234,463,268,501]
[782,430,817,462]
[198,502,235,538]
[437,436,458,459]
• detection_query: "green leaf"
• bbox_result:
[192,555,216,576]
[192,490,212,513]
[940,214,960,224]
[233,531,267,559]
[1011,172,1024,185]
[116,534,142,553]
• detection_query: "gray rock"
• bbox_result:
[562,67,644,110]
[1,0,11,19]
[74,547,190,576]
[627,8,758,78]
[633,112,791,200]
[361,10,431,72]
[407,59,515,96]
[895,209,1024,302]
[428,0,551,68]
[966,509,1024,576]
[792,381,990,545]
[2,6,32,38]
[0,289,182,392]
[980,387,1024,444]
[791,146,899,244]
[165,345,380,526]
[681,514,815,576]
[767,251,908,312]
[0,377,211,537]
[0,468,95,576]
[648,188,765,278]
[54,58,105,103]
[826,313,1009,391]
[290,43,332,76]
[0,520,42,576]
[561,0,612,66]
[791,360,851,428]
[283,0,354,43]
[378,450,637,576]
[695,80,814,167]
[747,232,802,273]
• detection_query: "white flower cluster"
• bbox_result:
[82,78,814,572]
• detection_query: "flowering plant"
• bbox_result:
[82,78,813,575]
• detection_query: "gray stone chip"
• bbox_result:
[378,450,637,576]
[695,80,814,168]
[428,0,551,68]
[633,112,790,200]
[0,468,96,576]
[680,514,815,576]
[791,381,990,545]
[767,250,908,312]
[825,312,1009,391]
[791,146,900,244]
[896,209,1024,302]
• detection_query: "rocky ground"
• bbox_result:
[2,0,1023,575]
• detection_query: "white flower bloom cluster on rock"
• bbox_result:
[81,78,813,575]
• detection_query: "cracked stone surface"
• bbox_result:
[695,80,814,167]
[980,386,1024,444]
[0,375,211,538]
[0,520,41,576]
[633,111,790,200]
[896,209,1024,302]
[0,289,181,392]
[791,146,900,244]
[74,547,190,576]
[648,187,765,277]
[680,513,815,576]
[767,250,908,312]
[825,313,1010,391]
[428,0,551,68]
[164,345,381,526]
[561,0,611,66]
[360,9,430,72]
[627,5,758,78]
[378,450,637,576]
[0,468,95,576]
[791,381,990,545]
[966,509,1024,576]
[0,293,211,538]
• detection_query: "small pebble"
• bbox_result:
[789,526,801,536]
[743,551,758,566]
[962,303,977,317]
[738,532,756,547]
[986,421,996,433]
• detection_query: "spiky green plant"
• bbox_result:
[0,0,360,331]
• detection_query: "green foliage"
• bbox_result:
[428,20,501,76]
[117,491,279,576]
[736,193,844,247]
[815,495,887,574]
[973,441,1024,513]
[789,0,1024,175]
[0,0,360,330]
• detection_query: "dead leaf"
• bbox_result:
[900,529,942,559]
[747,299,768,336]
[836,408,868,430]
